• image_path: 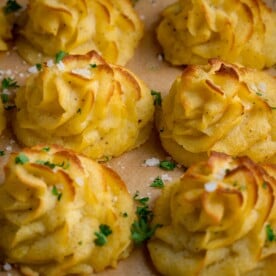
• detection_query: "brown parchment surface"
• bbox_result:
[0,0,275,275]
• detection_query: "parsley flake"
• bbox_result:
[133,191,149,205]
[15,153,29,164]
[36,159,70,170]
[51,185,62,201]
[1,77,19,89]
[150,176,164,188]
[262,182,268,189]
[42,146,50,152]
[36,63,42,71]
[94,224,112,246]
[0,150,5,156]
[266,224,276,242]
[90,63,97,68]
[131,191,161,245]
[159,160,176,171]
[55,51,68,64]
[121,212,128,217]
[151,90,162,106]
[3,0,22,14]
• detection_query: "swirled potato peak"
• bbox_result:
[12,51,154,160]
[157,59,276,167]
[0,145,136,275]
[16,0,143,65]
[148,152,276,275]
[157,0,276,69]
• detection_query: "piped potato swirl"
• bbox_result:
[0,145,135,275]
[157,0,276,69]
[16,0,143,65]
[157,59,276,167]
[12,51,154,161]
[148,152,276,276]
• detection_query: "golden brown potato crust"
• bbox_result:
[157,59,276,167]
[157,0,276,69]
[13,51,154,160]
[16,0,143,65]
[148,152,276,276]
[0,145,135,275]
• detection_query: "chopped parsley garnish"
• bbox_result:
[15,153,29,164]
[256,92,262,96]
[36,160,70,170]
[77,108,82,114]
[262,182,268,189]
[3,0,22,14]
[90,63,97,68]
[159,160,176,171]
[131,191,161,245]
[55,51,68,63]
[133,191,149,205]
[150,176,164,188]
[42,146,50,152]
[36,63,42,71]
[51,185,62,201]
[94,224,112,246]
[121,212,128,217]
[36,160,56,169]
[266,224,276,242]
[1,93,9,103]
[271,107,276,110]
[0,150,5,156]
[1,77,19,89]
[151,90,162,106]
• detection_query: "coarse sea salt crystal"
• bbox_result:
[71,68,91,79]
[144,157,160,167]
[157,54,163,61]
[214,168,226,180]
[28,65,39,74]
[204,181,218,192]
[75,177,84,186]
[161,174,172,182]
[3,263,12,271]
[6,145,12,152]
[56,61,65,71]
[258,82,267,93]
[46,59,54,67]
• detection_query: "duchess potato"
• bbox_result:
[16,0,143,65]
[12,51,154,161]
[0,145,136,275]
[157,59,276,167]
[148,152,276,276]
[157,0,276,69]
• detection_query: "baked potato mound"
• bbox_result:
[157,0,276,69]
[148,152,276,276]
[16,0,143,65]
[12,51,154,161]
[0,145,135,275]
[157,59,276,167]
